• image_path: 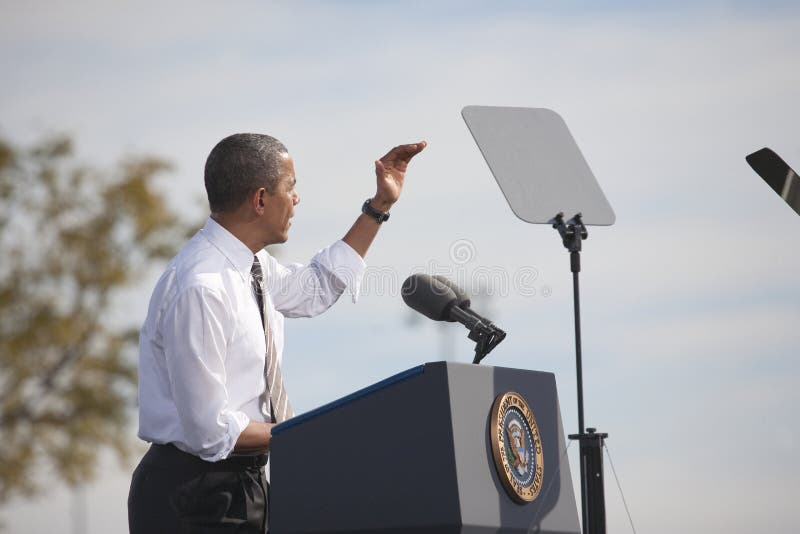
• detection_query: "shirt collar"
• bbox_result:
[200,216,256,279]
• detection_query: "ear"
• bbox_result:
[252,187,267,214]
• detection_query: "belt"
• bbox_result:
[149,443,269,470]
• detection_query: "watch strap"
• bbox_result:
[362,198,390,223]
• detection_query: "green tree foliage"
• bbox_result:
[0,134,190,503]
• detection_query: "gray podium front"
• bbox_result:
[270,362,580,534]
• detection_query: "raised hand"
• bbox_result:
[371,141,427,211]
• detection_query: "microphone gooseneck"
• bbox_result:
[401,274,506,364]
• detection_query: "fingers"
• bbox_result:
[381,140,427,163]
[405,140,427,160]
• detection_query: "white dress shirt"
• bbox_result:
[137,217,366,462]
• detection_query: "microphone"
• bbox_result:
[431,275,470,309]
[401,274,458,321]
[401,274,506,363]
[431,275,500,328]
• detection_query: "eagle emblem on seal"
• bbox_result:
[490,391,544,504]
[506,419,529,476]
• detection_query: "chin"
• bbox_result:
[264,232,289,247]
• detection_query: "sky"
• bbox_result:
[1,1,799,533]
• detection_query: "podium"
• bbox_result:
[271,362,580,533]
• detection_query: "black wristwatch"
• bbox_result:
[362,198,390,223]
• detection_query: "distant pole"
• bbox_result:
[438,323,456,360]
[71,484,87,534]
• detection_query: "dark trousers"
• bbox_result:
[128,444,269,534]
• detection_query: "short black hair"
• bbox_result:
[204,133,288,213]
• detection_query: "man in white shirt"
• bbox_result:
[128,133,425,533]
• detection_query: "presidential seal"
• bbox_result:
[490,391,544,504]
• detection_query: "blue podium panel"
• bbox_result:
[271,362,580,534]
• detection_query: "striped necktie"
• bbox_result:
[251,255,294,424]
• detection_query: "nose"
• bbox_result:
[292,190,300,205]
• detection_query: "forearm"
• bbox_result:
[342,197,391,258]
[233,420,276,454]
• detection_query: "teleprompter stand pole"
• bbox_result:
[551,212,608,534]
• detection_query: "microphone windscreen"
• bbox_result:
[401,274,458,321]
[432,275,471,308]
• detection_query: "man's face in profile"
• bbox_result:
[260,153,299,245]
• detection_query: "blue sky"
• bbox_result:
[2,1,799,533]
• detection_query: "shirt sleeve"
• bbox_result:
[265,239,367,318]
[161,285,250,461]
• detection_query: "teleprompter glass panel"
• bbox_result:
[462,105,615,226]
[746,147,800,217]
